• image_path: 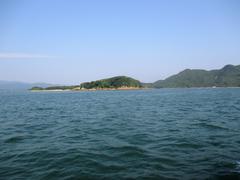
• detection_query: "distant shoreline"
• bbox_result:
[28,64,240,91]
[30,87,147,92]
[29,86,240,92]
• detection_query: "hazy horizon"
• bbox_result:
[1,0,240,84]
[0,63,239,85]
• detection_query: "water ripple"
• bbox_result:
[0,88,240,179]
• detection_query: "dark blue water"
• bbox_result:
[0,88,240,180]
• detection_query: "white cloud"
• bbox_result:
[0,53,56,59]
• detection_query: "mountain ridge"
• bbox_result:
[153,64,240,88]
[2,64,240,90]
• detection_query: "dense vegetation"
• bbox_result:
[31,87,45,90]
[153,65,240,88]
[80,76,142,89]
[44,86,79,90]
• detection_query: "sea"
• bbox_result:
[0,88,240,180]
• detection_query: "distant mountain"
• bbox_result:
[0,80,54,90]
[153,64,240,88]
[4,64,240,90]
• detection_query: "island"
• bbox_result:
[30,64,240,91]
[30,76,143,91]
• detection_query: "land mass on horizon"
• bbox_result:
[30,64,240,91]
[31,76,143,91]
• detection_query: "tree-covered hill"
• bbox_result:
[153,64,240,88]
[80,76,142,89]
[30,76,143,90]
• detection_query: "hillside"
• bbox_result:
[80,76,142,89]
[30,76,143,91]
[153,65,240,88]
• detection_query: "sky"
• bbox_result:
[0,0,240,84]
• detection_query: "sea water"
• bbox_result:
[0,88,240,179]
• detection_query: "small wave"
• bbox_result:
[35,107,54,111]
[196,122,228,130]
[174,142,203,149]
[111,145,145,152]
[109,145,148,159]
[4,136,25,143]
[235,161,240,173]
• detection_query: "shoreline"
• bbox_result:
[29,86,240,92]
[30,87,149,92]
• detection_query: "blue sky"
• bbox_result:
[0,0,240,84]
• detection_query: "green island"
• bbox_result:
[30,64,240,91]
[30,76,143,91]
